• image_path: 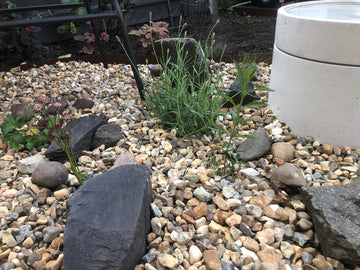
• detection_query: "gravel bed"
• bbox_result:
[0,61,358,270]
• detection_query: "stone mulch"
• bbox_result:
[0,61,359,270]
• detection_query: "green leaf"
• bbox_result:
[14,116,26,128]
[0,123,15,136]
[10,141,21,150]
[12,132,25,144]
[58,54,72,59]
[4,115,15,125]
[25,141,34,151]
[241,101,267,110]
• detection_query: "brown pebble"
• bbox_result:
[203,250,222,270]
[243,238,260,252]
[50,237,63,250]
[193,202,208,220]
[181,213,195,224]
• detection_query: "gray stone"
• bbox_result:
[300,178,360,264]
[193,186,212,202]
[283,225,295,239]
[154,37,210,88]
[11,103,32,121]
[92,123,124,149]
[45,115,107,162]
[270,163,307,188]
[19,225,32,238]
[72,98,94,110]
[43,226,61,243]
[64,164,152,270]
[148,64,163,77]
[246,205,262,218]
[151,203,162,217]
[142,251,159,263]
[14,206,29,217]
[27,251,41,266]
[235,128,271,161]
[110,152,137,170]
[4,212,18,221]
[31,162,68,189]
[221,257,235,270]
[222,80,260,108]
[34,231,43,241]
[301,251,313,265]
[271,142,295,162]
[18,154,46,174]
[239,222,254,237]
[1,262,15,270]
[293,232,310,247]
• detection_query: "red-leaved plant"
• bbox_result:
[73,21,110,54]
[129,21,169,50]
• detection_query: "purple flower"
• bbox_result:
[37,120,48,131]
[54,123,62,130]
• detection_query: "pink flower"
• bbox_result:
[37,95,50,105]
[53,101,63,109]
[33,103,44,113]
[100,32,110,42]
[83,32,95,43]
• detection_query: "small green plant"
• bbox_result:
[218,0,234,14]
[211,56,273,177]
[243,12,252,22]
[33,94,87,184]
[0,114,49,151]
[143,21,226,138]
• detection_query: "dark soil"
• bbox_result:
[0,11,276,70]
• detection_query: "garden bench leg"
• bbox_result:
[111,0,145,100]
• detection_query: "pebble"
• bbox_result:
[31,162,68,188]
[42,226,62,243]
[271,142,295,162]
[189,245,202,264]
[156,254,179,269]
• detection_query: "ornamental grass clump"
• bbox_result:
[144,21,226,138]
[33,94,87,184]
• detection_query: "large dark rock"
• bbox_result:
[63,164,152,270]
[300,178,360,265]
[222,80,260,108]
[235,128,271,161]
[154,38,211,87]
[92,123,124,149]
[45,115,107,162]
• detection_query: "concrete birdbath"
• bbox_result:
[269,0,360,148]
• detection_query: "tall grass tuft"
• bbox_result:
[144,21,226,138]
